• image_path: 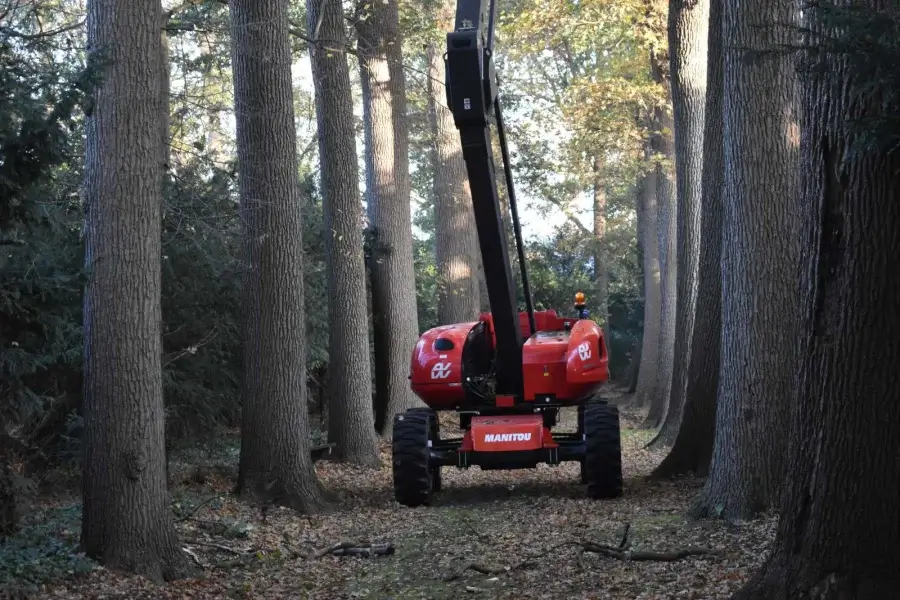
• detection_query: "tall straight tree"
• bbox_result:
[355,0,421,436]
[80,0,195,580]
[650,0,709,447]
[307,0,380,467]
[653,0,724,478]
[426,2,481,324]
[637,51,676,428]
[646,101,676,429]
[692,0,799,519]
[229,0,325,510]
[591,155,610,343]
[736,4,900,597]
[633,132,662,408]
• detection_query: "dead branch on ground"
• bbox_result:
[311,541,395,558]
[443,522,719,582]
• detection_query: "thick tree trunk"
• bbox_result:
[427,28,481,325]
[691,0,799,520]
[80,0,195,581]
[633,137,662,409]
[591,155,610,343]
[649,0,709,448]
[307,0,380,467]
[735,5,900,596]
[652,0,723,478]
[641,92,676,428]
[229,0,326,511]
[355,0,421,437]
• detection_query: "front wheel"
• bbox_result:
[582,400,623,499]
[392,410,438,506]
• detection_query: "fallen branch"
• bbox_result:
[184,539,246,556]
[443,542,574,582]
[443,535,718,581]
[312,542,395,558]
[175,494,225,522]
[580,541,719,562]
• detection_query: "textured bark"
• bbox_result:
[633,137,662,409]
[229,0,326,511]
[652,0,723,478]
[307,0,380,467]
[427,25,481,325]
[591,155,610,343]
[736,4,900,596]
[640,91,676,429]
[355,0,421,437]
[80,0,195,581]
[649,0,709,448]
[691,0,799,520]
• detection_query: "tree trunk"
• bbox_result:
[691,0,799,520]
[355,0,421,437]
[229,0,326,511]
[427,25,481,325]
[640,88,676,429]
[307,0,380,467]
[649,0,709,448]
[633,136,662,409]
[591,154,610,343]
[735,4,900,596]
[652,0,723,478]
[80,0,195,581]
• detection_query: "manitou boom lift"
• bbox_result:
[391,0,623,506]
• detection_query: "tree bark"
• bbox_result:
[426,22,481,325]
[640,77,676,429]
[307,0,380,467]
[691,0,799,520]
[229,0,326,511]
[591,154,610,343]
[633,133,662,409]
[735,4,900,596]
[652,0,723,478]
[80,0,196,581]
[355,0,422,437]
[649,0,709,447]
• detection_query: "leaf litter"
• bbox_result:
[34,397,777,600]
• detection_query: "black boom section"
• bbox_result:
[444,0,524,396]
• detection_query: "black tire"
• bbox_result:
[407,407,442,492]
[577,405,586,483]
[583,400,623,499]
[392,410,437,506]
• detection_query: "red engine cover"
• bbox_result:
[522,318,609,402]
[409,321,478,409]
[410,311,609,409]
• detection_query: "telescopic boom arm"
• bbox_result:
[444,0,535,397]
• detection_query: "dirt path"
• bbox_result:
[37,402,776,600]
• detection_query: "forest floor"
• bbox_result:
[8,393,778,600]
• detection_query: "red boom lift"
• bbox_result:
[391,0,623,506]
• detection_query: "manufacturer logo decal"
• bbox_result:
[484,433,532,442]
[431,361,452,379]
[577,342,591,361]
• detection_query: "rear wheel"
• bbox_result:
[392,409,438,506]
[583,400,623,499]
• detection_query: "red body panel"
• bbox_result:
[463,414,556,452]
[522,318,609,401]
[409,321,478,409]
[409,310,609,409]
